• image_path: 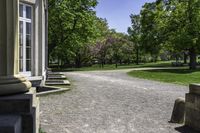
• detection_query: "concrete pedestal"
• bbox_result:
[185,84,200,131]
[170,97,185,123]
[0,115,22,133]
[0,88,39,133]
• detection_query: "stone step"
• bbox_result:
[36,86,70,96]
[45,80,70,85]
[47,75,67,80]
[46,68,52,71]
[189,84,200,95]
[47,72,61,75]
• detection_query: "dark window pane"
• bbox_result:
[26,48,31,59]
[19,60,23,72]
[19,34,23,46]
[19,21,23,47]
[26,6,31,19]
[26,35,31,47]
[19,46,23,59]
[19,4,23,17]
[26,23,31,35]
[26,60,31,71]
[20,21,23,34]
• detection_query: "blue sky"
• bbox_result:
[95,0,155,33]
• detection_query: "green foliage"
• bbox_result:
[107,33,134,68]
[128,14,141,43]
[90,32,134,68]
[128,15,141,64]
[160,0,200,69]
[48,0,99,67]
[140,2,164,61]
[128,0,200,69]
[48,0,200,70]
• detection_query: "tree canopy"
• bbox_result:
[128,0,200,69]
[48,0,200,69]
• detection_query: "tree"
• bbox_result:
[128,14,141,65]
[162,0,200,69]
[48,0,99,67]
[106,32,133,68]
[140,2,163,62]
[90,40,110,68]
[128,0,200,69]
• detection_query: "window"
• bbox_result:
[19,3,32,74]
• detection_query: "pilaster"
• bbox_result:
[0,0,31,96]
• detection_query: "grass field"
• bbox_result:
[128,68,200,86]
[52,61,178,72]
[51,61,200,86]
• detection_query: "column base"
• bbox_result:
[0,75,31,96]
[0,88,39,133]
[0,115,22,133]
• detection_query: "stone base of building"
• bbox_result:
[185,84,200,131]
[0,88,39,133]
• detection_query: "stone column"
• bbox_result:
[185,84,200,131]
[0,0,31,95]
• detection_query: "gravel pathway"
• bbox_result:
[40,69,197,133]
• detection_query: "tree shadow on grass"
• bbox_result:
[143,69,200,74]
[175,126,199,133]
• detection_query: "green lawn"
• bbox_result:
[127,68,200,86]
[52,61,178,72]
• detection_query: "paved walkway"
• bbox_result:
[40,69,197,133]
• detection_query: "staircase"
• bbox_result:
[45,69,70,86]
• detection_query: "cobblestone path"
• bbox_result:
[40,69,197,133]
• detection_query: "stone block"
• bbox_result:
[0,88,39,133]
[189,84,200,95]
[22,98,39,133]
[0,115,21,133]
[0,88,36,114]
[186,93,200,111]
[30,80,42,87]
[185,93,200,131]
[185,108,200,131]
[170,97,185,123]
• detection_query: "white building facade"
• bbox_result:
[19,0,47,84]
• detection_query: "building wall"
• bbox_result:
[20,0,46,78]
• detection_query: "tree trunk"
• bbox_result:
[184,52,187,64]
[57,57,60,68]
[115,63,118,68]
[136,47,139,65]
[101,60,104,68]
[189,48,197,70]
[75,59,81,68]
[75,54,81,68]
[153,55,158,63]
[128,58,130,65]
[175,54,178,63]
[59,59,62,68]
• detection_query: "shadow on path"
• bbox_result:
[175,126,199,133]
[141,69,199,74]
